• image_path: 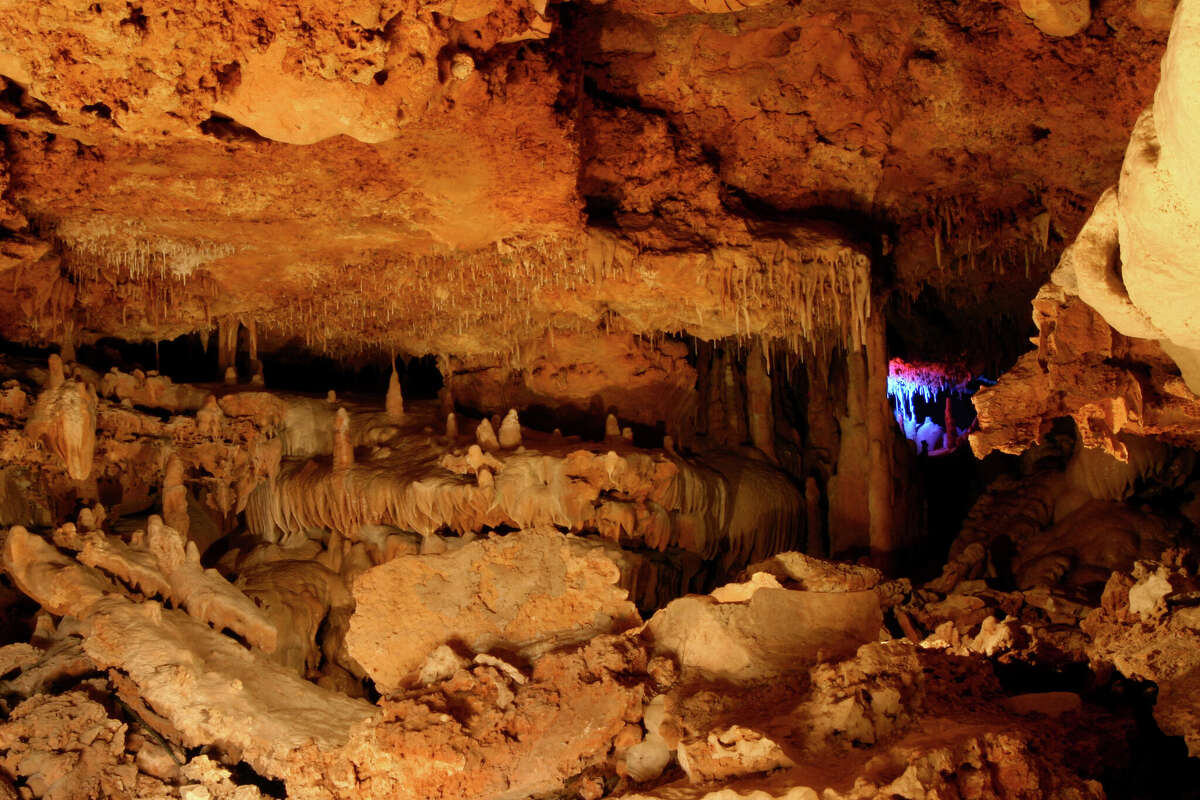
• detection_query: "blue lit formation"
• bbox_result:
[886,358,980,456]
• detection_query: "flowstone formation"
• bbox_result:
[2,0,1200,798]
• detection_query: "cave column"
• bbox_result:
[217,316,239,379]
[162,454,189,538]
[746,338,777,462]
[827,344,871,557]
[865,303,896,567]
[60,321,76,364]
[437,355,455,418]
[827,301,896,567]
[248,320,264,384]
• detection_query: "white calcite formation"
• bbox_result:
[1050,0,1200,391]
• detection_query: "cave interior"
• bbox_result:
[0,0,1199,798]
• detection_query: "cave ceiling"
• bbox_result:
[0,0,1170,358]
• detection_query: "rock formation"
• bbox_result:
[24,356,96,481]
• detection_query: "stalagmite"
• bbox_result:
[746,338,777,462]
[621,426,633,441]
[498,408,521,448]
[477,466,494,488]
[476,417,500,451]
[161,455,189,539]
[196,395,223,437]
[60,328,76,363]
[46,353,65,390]
[333,407,354,470]
[386,365,404,419]
[25,357,97,482]
[446,412,458,439]
[223,365,238,385]
[605,413,621,439]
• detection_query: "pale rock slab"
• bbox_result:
[644,561,882,684]
[1019,0,1091,36]
[345,528,641,692]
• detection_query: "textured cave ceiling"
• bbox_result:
[0,0,1171,361]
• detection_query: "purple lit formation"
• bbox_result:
[886,358,980,456]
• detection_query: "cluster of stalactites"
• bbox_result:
[886,357,979,455]
[886,358,972,421]
[54,216,237,280]
[715,240,872,356]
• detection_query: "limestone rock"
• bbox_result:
[643,564,882,683]
[2,526,114,618]
[1132,0,1179,30]
[1085,564,1200,755]
[741,551,882,592]
[0,690,144,800]
[82,597,377,781]
[77,516,279,653]
[677,725,795,783]
[333,636,645,800]
[346,528,641,692]
[1020,0,1091,36]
